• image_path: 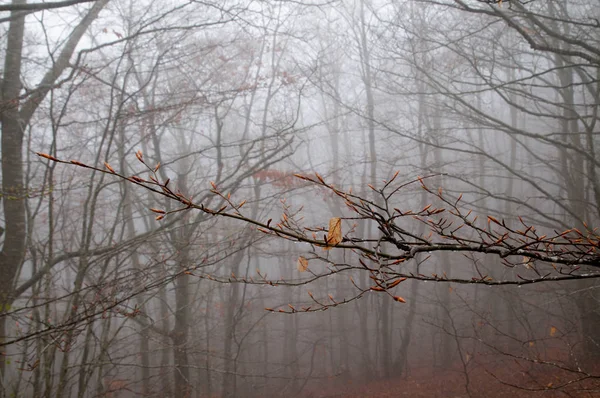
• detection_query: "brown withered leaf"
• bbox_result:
[297,256,309,272]
[324,217,342,250]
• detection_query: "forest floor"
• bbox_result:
[301,360,600,397]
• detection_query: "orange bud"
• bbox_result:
[104,162,115,173]
[37,153,58,161]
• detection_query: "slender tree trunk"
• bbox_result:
[1,2,108,393]
[119,119,151,396]
[159,272,172,396]
[172,244,192,397]
[393,83,427,376]
[222,260,240,397]
[0,4,26,391]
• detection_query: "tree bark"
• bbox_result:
[0,3,27,392]
[0,1,108,392]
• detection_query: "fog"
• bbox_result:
[1,0,599,397]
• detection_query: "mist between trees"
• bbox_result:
[1,0,600,397]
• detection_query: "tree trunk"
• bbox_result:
[0,3,26,391]
[1,2,108,392]
[172,245,192,397]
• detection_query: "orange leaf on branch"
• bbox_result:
[324,217,342,250]
[297,256,309,272]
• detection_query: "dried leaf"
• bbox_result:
[393,296,406,303]
[297,256,309,273]
[324,217,342,250]
[550,326,557,337]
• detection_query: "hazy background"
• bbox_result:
[0,0,599,397]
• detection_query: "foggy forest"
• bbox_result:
[1,0,600,397]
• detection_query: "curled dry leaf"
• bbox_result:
[297,256,309,272]
[393,296,406,303]
[324,217,342,250]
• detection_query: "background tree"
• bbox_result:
[3,0,600,397]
